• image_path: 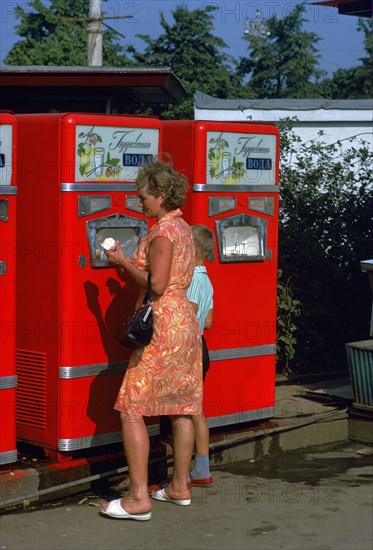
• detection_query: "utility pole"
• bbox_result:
[60,0,131,66]
[87,0,102,66]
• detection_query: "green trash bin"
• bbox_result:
[360,259,373,337]
[345,339,373,412]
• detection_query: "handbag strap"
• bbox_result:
[142,273,153,304]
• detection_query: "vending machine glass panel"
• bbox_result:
[0,123,12,184]
[87,213,148,267]
[215,213,267,262]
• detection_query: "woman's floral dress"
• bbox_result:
[114,209,203,416]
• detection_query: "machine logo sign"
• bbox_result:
[75,124,160,182]
[123,154,154,166]
[246,158,272,170]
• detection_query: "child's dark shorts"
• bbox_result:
[202,334,210,381]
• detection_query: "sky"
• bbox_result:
[0,0,367,76]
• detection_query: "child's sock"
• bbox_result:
[190,453,211,479]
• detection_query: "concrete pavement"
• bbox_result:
[1,440,372,550]
[1,376,362,512]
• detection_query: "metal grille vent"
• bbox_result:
[16,349,47,428]
[345,340,373,409]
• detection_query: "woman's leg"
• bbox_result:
[115,413,152,513]
[167,415,194,498]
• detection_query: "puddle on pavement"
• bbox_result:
[218,442,373,486]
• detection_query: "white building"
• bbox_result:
[194,92,373,154]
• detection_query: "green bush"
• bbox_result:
[276,119,373,375]
[276,270,300,375]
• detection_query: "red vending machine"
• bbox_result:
[0,112,17,466]
[15,113,161,457]
[163,120,279,428]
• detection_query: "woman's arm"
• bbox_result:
[104,242,148,288]
[148,236,173,296]
[104,236,173,297]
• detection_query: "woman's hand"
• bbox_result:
[104,241,129,268]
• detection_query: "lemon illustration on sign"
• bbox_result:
[80,154,90,167]
[83,144,92,155]
[224,176,236,185]
[211,156,219,170]
[232,169,245,181]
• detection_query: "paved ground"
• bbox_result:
[1,441,372,550]
[0,376,355,510]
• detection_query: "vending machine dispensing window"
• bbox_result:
[86,213,148,267]
[215,213,268,263]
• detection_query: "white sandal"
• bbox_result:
[151,488,191,506]
[101,499,152,521]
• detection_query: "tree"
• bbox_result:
[126,5,239,119]
[277,120,373,374]
[238,2,326,98]
[319,18,373,99]
[5,0,128,66]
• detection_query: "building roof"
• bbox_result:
[311,0,372,18]
[195,92,373,112]
[0,66,187,113]
[194,92,373,123]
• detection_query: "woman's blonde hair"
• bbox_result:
[136,155,189,211]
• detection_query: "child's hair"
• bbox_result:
[192,225,215,260]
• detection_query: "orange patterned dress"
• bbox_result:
[114,209,203,416]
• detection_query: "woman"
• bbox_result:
[101,158,202,521]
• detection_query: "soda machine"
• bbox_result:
[0,112,17,466]
[15,113,161,457]
[163,120,279,428]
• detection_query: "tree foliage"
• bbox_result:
[4,1,371,101]
[277,120,373,374]
[125,5,239,119]
[237,2,325,98]
[4,0,127,66]
[319,18,373,99]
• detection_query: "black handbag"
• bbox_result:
[117,274,154,348]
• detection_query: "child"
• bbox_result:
[147,224,215,493]
[187,224,215,486]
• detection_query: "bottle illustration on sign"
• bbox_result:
[208,133,245,184]
[93,147,105,176]
[77,128,122,180]
[208,133,228,180]
[221,152,231,182]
